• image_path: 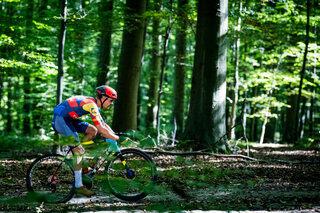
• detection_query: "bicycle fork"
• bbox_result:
[118,154,135,179]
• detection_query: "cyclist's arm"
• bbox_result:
[96,124,119,141]
[102,122,117,136]
[83,102,119,141]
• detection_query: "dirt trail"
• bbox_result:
[0,146,319,212]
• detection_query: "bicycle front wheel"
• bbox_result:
[26,154,75,203]
[106,148,157,201]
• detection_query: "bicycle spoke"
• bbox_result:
[26,155,75,203]
[106,149,157,201]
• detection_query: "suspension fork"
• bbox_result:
[117,152,135,178]
[105,138,128,168]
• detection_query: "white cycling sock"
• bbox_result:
[74,170,83,188]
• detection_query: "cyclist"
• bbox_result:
[52,85,119,197]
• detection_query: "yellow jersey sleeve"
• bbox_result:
[82,103,104,126]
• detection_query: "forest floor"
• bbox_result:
[0,144,320,212]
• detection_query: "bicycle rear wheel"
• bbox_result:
[26,154,75,203]
[106,148,157,201]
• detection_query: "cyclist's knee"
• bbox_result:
[72,144,85,154]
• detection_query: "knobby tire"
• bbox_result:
[106,148,157,201]
[26,154,75,203]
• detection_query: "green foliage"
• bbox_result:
[295,137,320,150]
[0,34,15,47]
[0,133,54,157]
[0,0,319,151]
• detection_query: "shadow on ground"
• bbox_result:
[0,145,320,212]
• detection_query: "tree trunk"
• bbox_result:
[264,117,276,143]
[309,25,317,137]
[53,0,67,154]
[38,0,48,16]
[295,0,310,141]
[173,0,188,137]
[156,19,172,144]
[77,1,86,95]
[229,0,242,141]
[56,0,67,105]
[250,46,264,143]
[259,98,270,144]
[156,0,173,143]
[299,97,307,138]
[309,87,315,137]
[242,83,250,155]
[31,0,48,132]
[183,0,228,151]
[96,0,113,86]
[22,0,34,135]
[242,43,249,155]
[283,94,298,143]
[113,0,147,132]
[6,81,13,132]
[146,0,161,129]
[0,75,3,103]
[259,54,280,144]
[250,86,258,141]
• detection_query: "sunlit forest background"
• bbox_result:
[0,0,319,153]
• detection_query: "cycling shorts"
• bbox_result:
[52,115,89,144]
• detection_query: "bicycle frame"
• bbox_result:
[26,137,157,203]
[55,139,127,181]
[87,139,130,179]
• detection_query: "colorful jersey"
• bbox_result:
[53,96,104,126]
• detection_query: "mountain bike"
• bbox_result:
[26,138,157,203]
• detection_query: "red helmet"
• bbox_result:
[96,85,117,99]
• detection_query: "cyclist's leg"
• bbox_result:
[75,122,99,170]
[73,119,97,141]
[52,116,81,145]
[71,120,97,169]
[52,117,85,188]
[52,117,94,196]
[85,124,98,140]
[71,120,95,196]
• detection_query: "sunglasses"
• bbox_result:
[103,95,115,103]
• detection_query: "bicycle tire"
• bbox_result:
[26,154,75,203]
[106,148,157,201]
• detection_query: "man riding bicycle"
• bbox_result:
[52,85,119,197]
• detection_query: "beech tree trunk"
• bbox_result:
[295,0,310,141]
[309,25,317,137]
[6,82,13,132]
[146,0,161,129]
[113,0,147,132]
[56,0,67,105]
[22,0,34,135]
[229,0,242,140]
[96,0,113,86]
[264,117,276,143]
[173,0,188,137]
[283,94,298,143]
[183,0,228,151]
